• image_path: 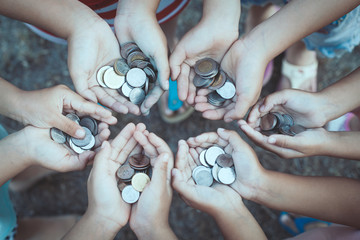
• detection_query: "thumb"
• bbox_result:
[154,51,170,90]
[55,114,85,139]
[267,134,299,150]
[151,153,171,187]
[171,168,196,201]
[93,141,112,169]
[260,90,290,113]
[169,46,186,81]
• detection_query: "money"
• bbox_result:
[192,146,236,186]
[96,42,157,105]
[260,112,307,136]
[50,114,98,153]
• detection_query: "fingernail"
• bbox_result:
[218,128,225,132]
[260,105,266,112]
[268,137,276,144]
[76,129,85,138]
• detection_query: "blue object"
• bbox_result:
[279,211,331,236]
[168,78,183,111]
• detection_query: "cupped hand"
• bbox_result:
[68,19,140,115]
[115,7,169,115]
[20,84,116,139]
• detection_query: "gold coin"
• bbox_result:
[131,173,150,192]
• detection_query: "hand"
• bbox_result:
[239,120,329,158]
[170,11,239,106]
[247,89,328,130]
[172,139,243,216]
[130,130,175,239]
[115,5,169,115]
[68,19,141,115]
[19,85,116,139]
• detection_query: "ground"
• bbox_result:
[0,1,359,239]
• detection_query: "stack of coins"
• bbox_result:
[193,58,236,107]
[50,114,97,154]
[260,112,307,136]
[116,153,152,204]
[192,146,236,187]
[96,42,157,105]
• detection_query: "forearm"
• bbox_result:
[244,0,360,62]
[319,67,360,121]
[0,0,102,39]
[254,171,360,228]
[0,129,33,185]
[213,204,267,240]
[117,0,161,16]
[62,211,120,240]
[201,0,240,29]
[0,77,24,122]
[134,223,177,240]
[322,131,360,160]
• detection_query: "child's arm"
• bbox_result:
[169,0,240,106]
[215,128,360,229]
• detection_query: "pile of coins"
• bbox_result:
[116,154,152,204]
[260,112,306,136]
[96,42,157,105]
[192,146,236,187]
[193,58,236,107]
[50,114,98,153]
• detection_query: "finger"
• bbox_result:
[94,122,111,148]
[169,44,186,81]
[133,131,158,158]
[150,153,171,188]
[148,132,172,157]
[154,48,170,90]
[187,68,197,105]
[247,99,265,128]
[260,90,290,113]
[90,86,130,114]
[172,168,197,200]
[178,64,191,102]
[141,85,164,115]
[93,141,114,172]
[55,114,86,139]
[177,64,189,102]
[175,140,190,170]
[110,123,136,160]
[72,74,98,103]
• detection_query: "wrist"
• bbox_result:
[134,222,174,240]
[83,210,121,237]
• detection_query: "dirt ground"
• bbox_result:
[0,1,359,239]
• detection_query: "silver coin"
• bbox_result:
[192,165,208,178]
[279,125,293,136]
[96,66,111,87]
[144,78,149,94]
[66,113,80,123]
[207,91,226,107]
[290,125,307,135]
[218,167,236,185]
[282,114,294,127]
[103,67,125,89]
[121,82,134,97]
[199,149,209,167]
[126,68,147,88]
[50,127,66,144]
[211,164,220,183]
[205,146,225,166]
[122,185,140,204]
[192,166,213,187]
[260,113,278,131]
[216,81,236,100]
[193,75,212,88]
[71,127,92,147]
[79,117,98,136]
[69,139,85,154]
[81,135,95,150]
[129,88,145,105]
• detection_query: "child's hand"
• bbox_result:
[239,120,329,158]
[115,4,169,115]
[130,130,175,239]
[247,89,328,130]
[172,139,243,216]
[19,84,116,139]
[67,20,140,115]
[169,19,239,105]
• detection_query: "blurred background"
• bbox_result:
[0,0,359,239]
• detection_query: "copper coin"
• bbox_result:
[114,58,130,76]
[127,51,147,66]
[260,113,278,131]
[117,164,135,180]
[209,70,227,90]
[117,181,128,192]
[216,154,234,168]
[120,42,139,59]
[194,58,218,78]
[129,154,150,170]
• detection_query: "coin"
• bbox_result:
[216,81,236,100]
[199,149,209,167]
[69,139,85,154]
[114,58,130,76]
[129,88,145,105]
[126,68,147,88]
[205,146,225,166]
[143,67,156,83]
[121,82,134,97]
[117,164,135,180]
[192,166,213,187]
[81,135,95,150]
[127,51,147,66]
[279,125,293,136]
[120,42,139,59]
[135,60,151,69]
[131,173,150,192]
[193,75,213,88]
[103,67,125,89]
[209,70,226,90]
[194,58,218,78]
[216,154,233,168]
[129,154,150,170]
[121,185,140,204]
[218,167,236,185]
[66,113,80,123]
[71,127,92,147]
[290,125,306,135]
[282,114,294,127]
[117,181,128,192]
[96,66,111,87]
[260,113,278,131]
[207,91,226,107]
[50,128,66,144]
[79,117,98,136]
[211,164,220,183]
